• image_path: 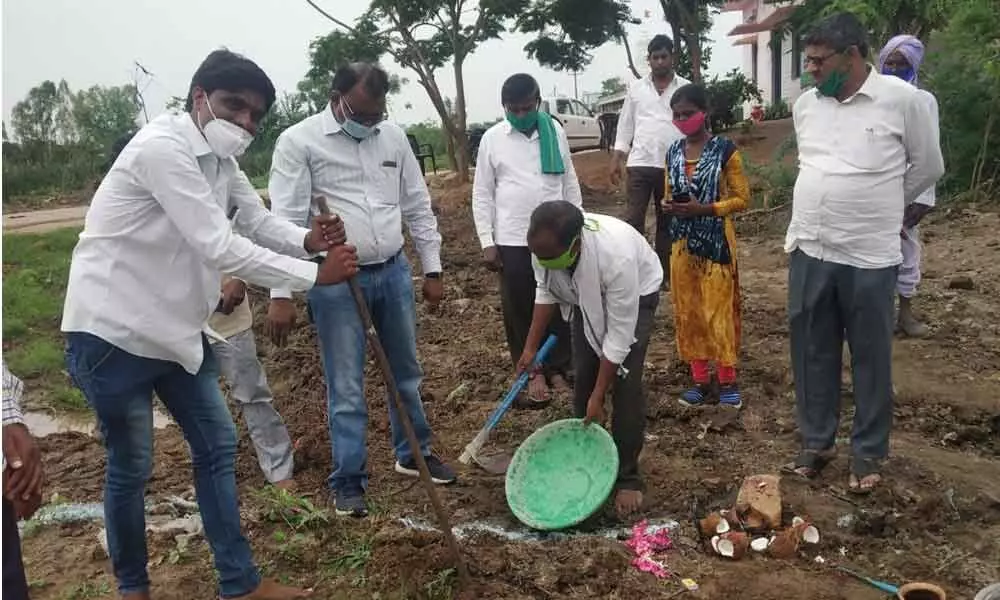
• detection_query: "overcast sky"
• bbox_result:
[2,0,741,129]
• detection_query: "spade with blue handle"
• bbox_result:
[835,566,900,595]
[459,334,559,474]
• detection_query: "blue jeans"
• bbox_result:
[65,332,260,598]
[307,253,432,493]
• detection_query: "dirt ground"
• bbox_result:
[21,138,1000,599]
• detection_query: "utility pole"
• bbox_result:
[573,71,579,99]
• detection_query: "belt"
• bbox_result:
[311,250,401,272]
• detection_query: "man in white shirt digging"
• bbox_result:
[62,49,358,600]
[472,73,581,407]
[610,34,690,279]
[784,13,943,494]
[517,201,662,517]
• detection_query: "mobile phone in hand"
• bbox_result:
[673,192,693,203]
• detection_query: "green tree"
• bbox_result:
[306,0,529,181]
[924,0,1000,194]
[10,80,62,145]
[769,0,951,48]
[70,84,141,152]
[657,0,720,82]
[515,0,633,72]
[600,76,626,95]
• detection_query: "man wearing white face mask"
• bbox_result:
[267,62,454,519]
[61,49,358,600]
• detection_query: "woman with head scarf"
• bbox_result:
[878,34,938,338]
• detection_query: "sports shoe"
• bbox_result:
[678,384,710,407]
[333,489,368,518]
[395,454,457,485]
[719,384,743,409]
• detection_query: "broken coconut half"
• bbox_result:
[750,537,770,552]
[711,532,750,560]
[791,516,821,545]
[699,512,731,537]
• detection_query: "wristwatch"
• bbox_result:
[425,272,442,279]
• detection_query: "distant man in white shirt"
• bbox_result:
[610,34,690,278]
[62,49,359,600]
[878,34,937,338]
[209,276,296,489]
[3,361,43,600]
[784,14,943,494]
[266,63,455,519]
[472,73,581,406]
[517,201,662,517]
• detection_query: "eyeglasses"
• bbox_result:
[341,97,387,127]
[803,52,839,68]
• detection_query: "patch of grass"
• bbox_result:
[251,486,331,530]
[424,568,457,600]
[2,227,82,410]
[62,579,111,600]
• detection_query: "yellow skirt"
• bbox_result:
[669,218,741,365]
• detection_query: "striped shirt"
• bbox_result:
[2,360,25,426]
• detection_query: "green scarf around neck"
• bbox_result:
[535,111,566,175]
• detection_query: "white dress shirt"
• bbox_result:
[472,120,583,248]
[785,69,944,269]
[613,74,691,168]
[534,213,662,364]
[911,89,938,207]
[61,113,318,374]
[268,107,442,299]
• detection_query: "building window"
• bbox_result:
[751,43,759,83]
[791,32,803,78]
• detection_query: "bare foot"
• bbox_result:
[614,489,643,518]
[527,375,549,401]
[229,579,311,599]
[273,479,297,492]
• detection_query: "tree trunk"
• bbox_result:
[687,33,703,82]
[450,56,470,182]
[416,77,461,174]
[621,33,643,79]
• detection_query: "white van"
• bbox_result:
[540,97,601,151]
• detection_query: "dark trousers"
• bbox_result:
[788,250,897,461]
[572,292,659,491]
[3,498,29,600]
[625,167,672,277]
[497,246,573,380]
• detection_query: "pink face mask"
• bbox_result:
[673,111,706,136]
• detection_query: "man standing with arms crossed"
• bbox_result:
[472,73,581,406]
[62,49,358,600]
[267,62,455,519]
[610,34,690,278]
[783,14,943,493]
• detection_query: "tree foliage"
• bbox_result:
[769,0,950,48]
[515,0,632,72]
[705,68,762,131]
[924,0,1000,193]
[657,0,720,82]
[70,84,141,152]
[306,0,529,179]
[600,77,627,96]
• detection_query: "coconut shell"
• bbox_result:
[721,508,742,530]
[766,529,800,559]
[699,512,730,537]
[720,531,750,560]
[792,519,821,544]
[750,537,769,552]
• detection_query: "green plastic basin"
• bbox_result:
[505,418,619,531]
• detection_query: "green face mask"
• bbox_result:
[816,69,848,97]
[506,110,539,132]
[535,236,579,270]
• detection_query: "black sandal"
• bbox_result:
[781,448,837,480]
[848,457,883,495]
